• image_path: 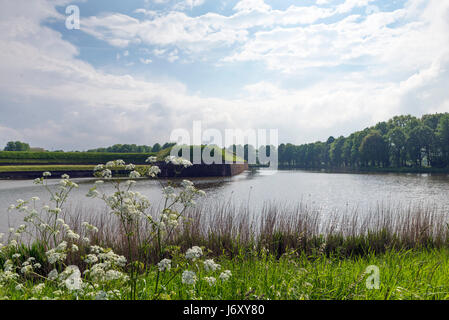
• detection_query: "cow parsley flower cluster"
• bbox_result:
[185,246,203,261]
[165,156,193,168]
[181,270,197,285]
[203,259,221,272]
[157,259,171,272]
[83,246,128,283]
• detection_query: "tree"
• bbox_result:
[374,121,388,136]
[162,142,176,150]
[436,115,449,167]
[329,136,345,167]
[359,131,389,167]
[407,125,435,167]
[387,127,407,167]
[284,143,296,166]
[387,115,419,133]
[342,135,354,167]
[422,113,443,130]
[4,141,31,151]
[152,143,161,153]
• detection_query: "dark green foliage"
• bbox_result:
[278,112,449,169]
[152,143,162,153]
[3,141,31,151]
[359,131,389,167]
[86,142,176,153]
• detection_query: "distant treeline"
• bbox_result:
[3,113,449,169]
[86,142,176,153]
[276,113,449,169]
[0,152,158,165]
[2,142,176,153]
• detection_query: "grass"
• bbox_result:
[69,200,448,264]
[2,196,448,300]
[0,165,158,173]
[0,147,244,167]
[2,248,449,300]
[0,165,96,172]
[0,151,158,165]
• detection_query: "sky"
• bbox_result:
[0,0,448,151]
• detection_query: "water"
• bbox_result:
[1,169,448,233]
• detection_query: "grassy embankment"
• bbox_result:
[2,248,449,300]
[2,201,449,300]
[0,147,243,174]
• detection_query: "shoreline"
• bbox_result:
[276,165,449,174]
[0,162,249,180]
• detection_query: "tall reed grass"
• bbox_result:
[58,200,449,266]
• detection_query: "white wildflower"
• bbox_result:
[105,161,115,168]
[185,246,203,260]
[95,291,108,300]
[219,270,232,281]
[148,166,161,178]
[204,276,216,286]
[129,171,141,179]
[146,156,157,163]
[94,164,105,171]
[32,283,45,295]
[67,230,80,240]
[61,265,82,291]
[125,164,135,170]
[102,169,112,179]
[182,270,197,285]
[84,254,98,264]
[15,284,24,291]
[203,259,221,272]
[48,269,58,280]
[157,259,171,272]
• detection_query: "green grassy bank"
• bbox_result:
[1,248,449,300]
[0,151,158,165]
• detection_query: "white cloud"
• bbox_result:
[175,0,206,10]
[139,58,153,64]
[336,0,377,14]
[233,0,271,12]
[80,4,335,58]
[0,0,449,151]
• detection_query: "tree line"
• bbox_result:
[276,113,449,169]
[86,142,176,153]
[3,142,176,153]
